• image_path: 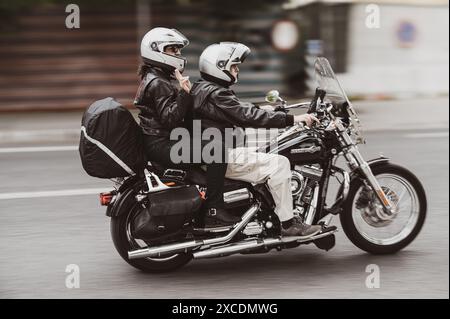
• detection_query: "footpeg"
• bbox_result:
[320,225,337,234]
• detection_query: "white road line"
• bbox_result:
[0,188,110,200]
[0,146,78,153]
[404,132,449,139]
[0,129,79,139]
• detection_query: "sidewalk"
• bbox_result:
[0,97,448,146]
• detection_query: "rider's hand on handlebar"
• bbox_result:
[294,114,320,127]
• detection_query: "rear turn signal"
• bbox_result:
[100,192,114,206]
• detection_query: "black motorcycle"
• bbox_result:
[100,58,427,272]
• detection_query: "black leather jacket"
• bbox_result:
[134,67,193,137]
[190,79,294,135]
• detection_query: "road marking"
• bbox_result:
[0,188,109,200]
[404,132,449,139]
[0,129,79,139]
[0,146,77,153]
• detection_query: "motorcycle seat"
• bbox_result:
[185,166,251,191]
[150,161,251,191]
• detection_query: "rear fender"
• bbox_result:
[106,176,144,218]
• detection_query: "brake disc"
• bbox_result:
[357,186,399,227]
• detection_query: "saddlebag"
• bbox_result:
[132,185,203,240]
[79,97,145,178]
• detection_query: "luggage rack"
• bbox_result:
[163,168,187,180]
[144,169,170,193]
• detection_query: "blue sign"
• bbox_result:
[397,21,416,46]
[306,40,323,55]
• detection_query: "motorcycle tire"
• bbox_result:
[340,162,427,254]
[110,202,192,273]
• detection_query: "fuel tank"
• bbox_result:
[266,130,324,165]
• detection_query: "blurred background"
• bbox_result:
[0,0,448,111]
[0,0,448,298]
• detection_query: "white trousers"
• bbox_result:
[225,147,294,222]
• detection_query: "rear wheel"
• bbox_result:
[110,201,192,273]
[340,163,427,254]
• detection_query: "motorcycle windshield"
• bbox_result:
[314,57,365,144]
[314,57,347,104]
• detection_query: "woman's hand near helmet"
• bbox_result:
[174,69,191,93]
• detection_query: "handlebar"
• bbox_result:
[283,102,311,110]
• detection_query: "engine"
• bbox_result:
[291,165,323,221]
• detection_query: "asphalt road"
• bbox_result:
[0,126,448,299]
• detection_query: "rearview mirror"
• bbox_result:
[265,90,280,103]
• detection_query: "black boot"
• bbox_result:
[204,207,240,228]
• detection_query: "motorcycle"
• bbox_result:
[100,57,427,272]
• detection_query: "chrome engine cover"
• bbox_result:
[242,221,264,236]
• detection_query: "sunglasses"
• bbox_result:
[165,46,182,54]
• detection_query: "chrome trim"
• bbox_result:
[298,165,323,181]
[332,166,350,203]
[193,230,338,259]
[304,183,320,225]
[223,188,251,204]
[202,203,260,246]
[342,170,350,200]
[268,130,311,154]
[163,169,186,180]
[242,221,264,236]
[193,239,263,259]
[291,170,306,197]
[144,169,169,193]
[290,146,321,154]
[128,240,204,260]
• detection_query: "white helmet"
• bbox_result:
[140,27,189,72]
[199,42,251,86]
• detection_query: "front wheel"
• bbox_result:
[340,163,427,254]
[110,201,192,273]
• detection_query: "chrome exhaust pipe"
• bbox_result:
[193,230,338,259]
[193,239,263,259]
[128,240,204,259]
[128,203,260,260]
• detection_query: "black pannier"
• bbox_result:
[132,185,203,240]
[79,97,145,178]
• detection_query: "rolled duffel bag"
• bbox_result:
[79,97,145,178]
[132,185,203,240]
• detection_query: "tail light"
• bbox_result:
[100,191,115,206]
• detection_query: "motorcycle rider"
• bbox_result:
[134,28,239,228]
[190,42,323,237]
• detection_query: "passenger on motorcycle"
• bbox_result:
[134,28,239,228]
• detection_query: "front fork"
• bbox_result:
[340,132,395,216]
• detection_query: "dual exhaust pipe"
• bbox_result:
[128,211,337,260]
[192,231,336,259]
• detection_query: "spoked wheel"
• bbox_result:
[110,201,192,273]
[340,163,427,254]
